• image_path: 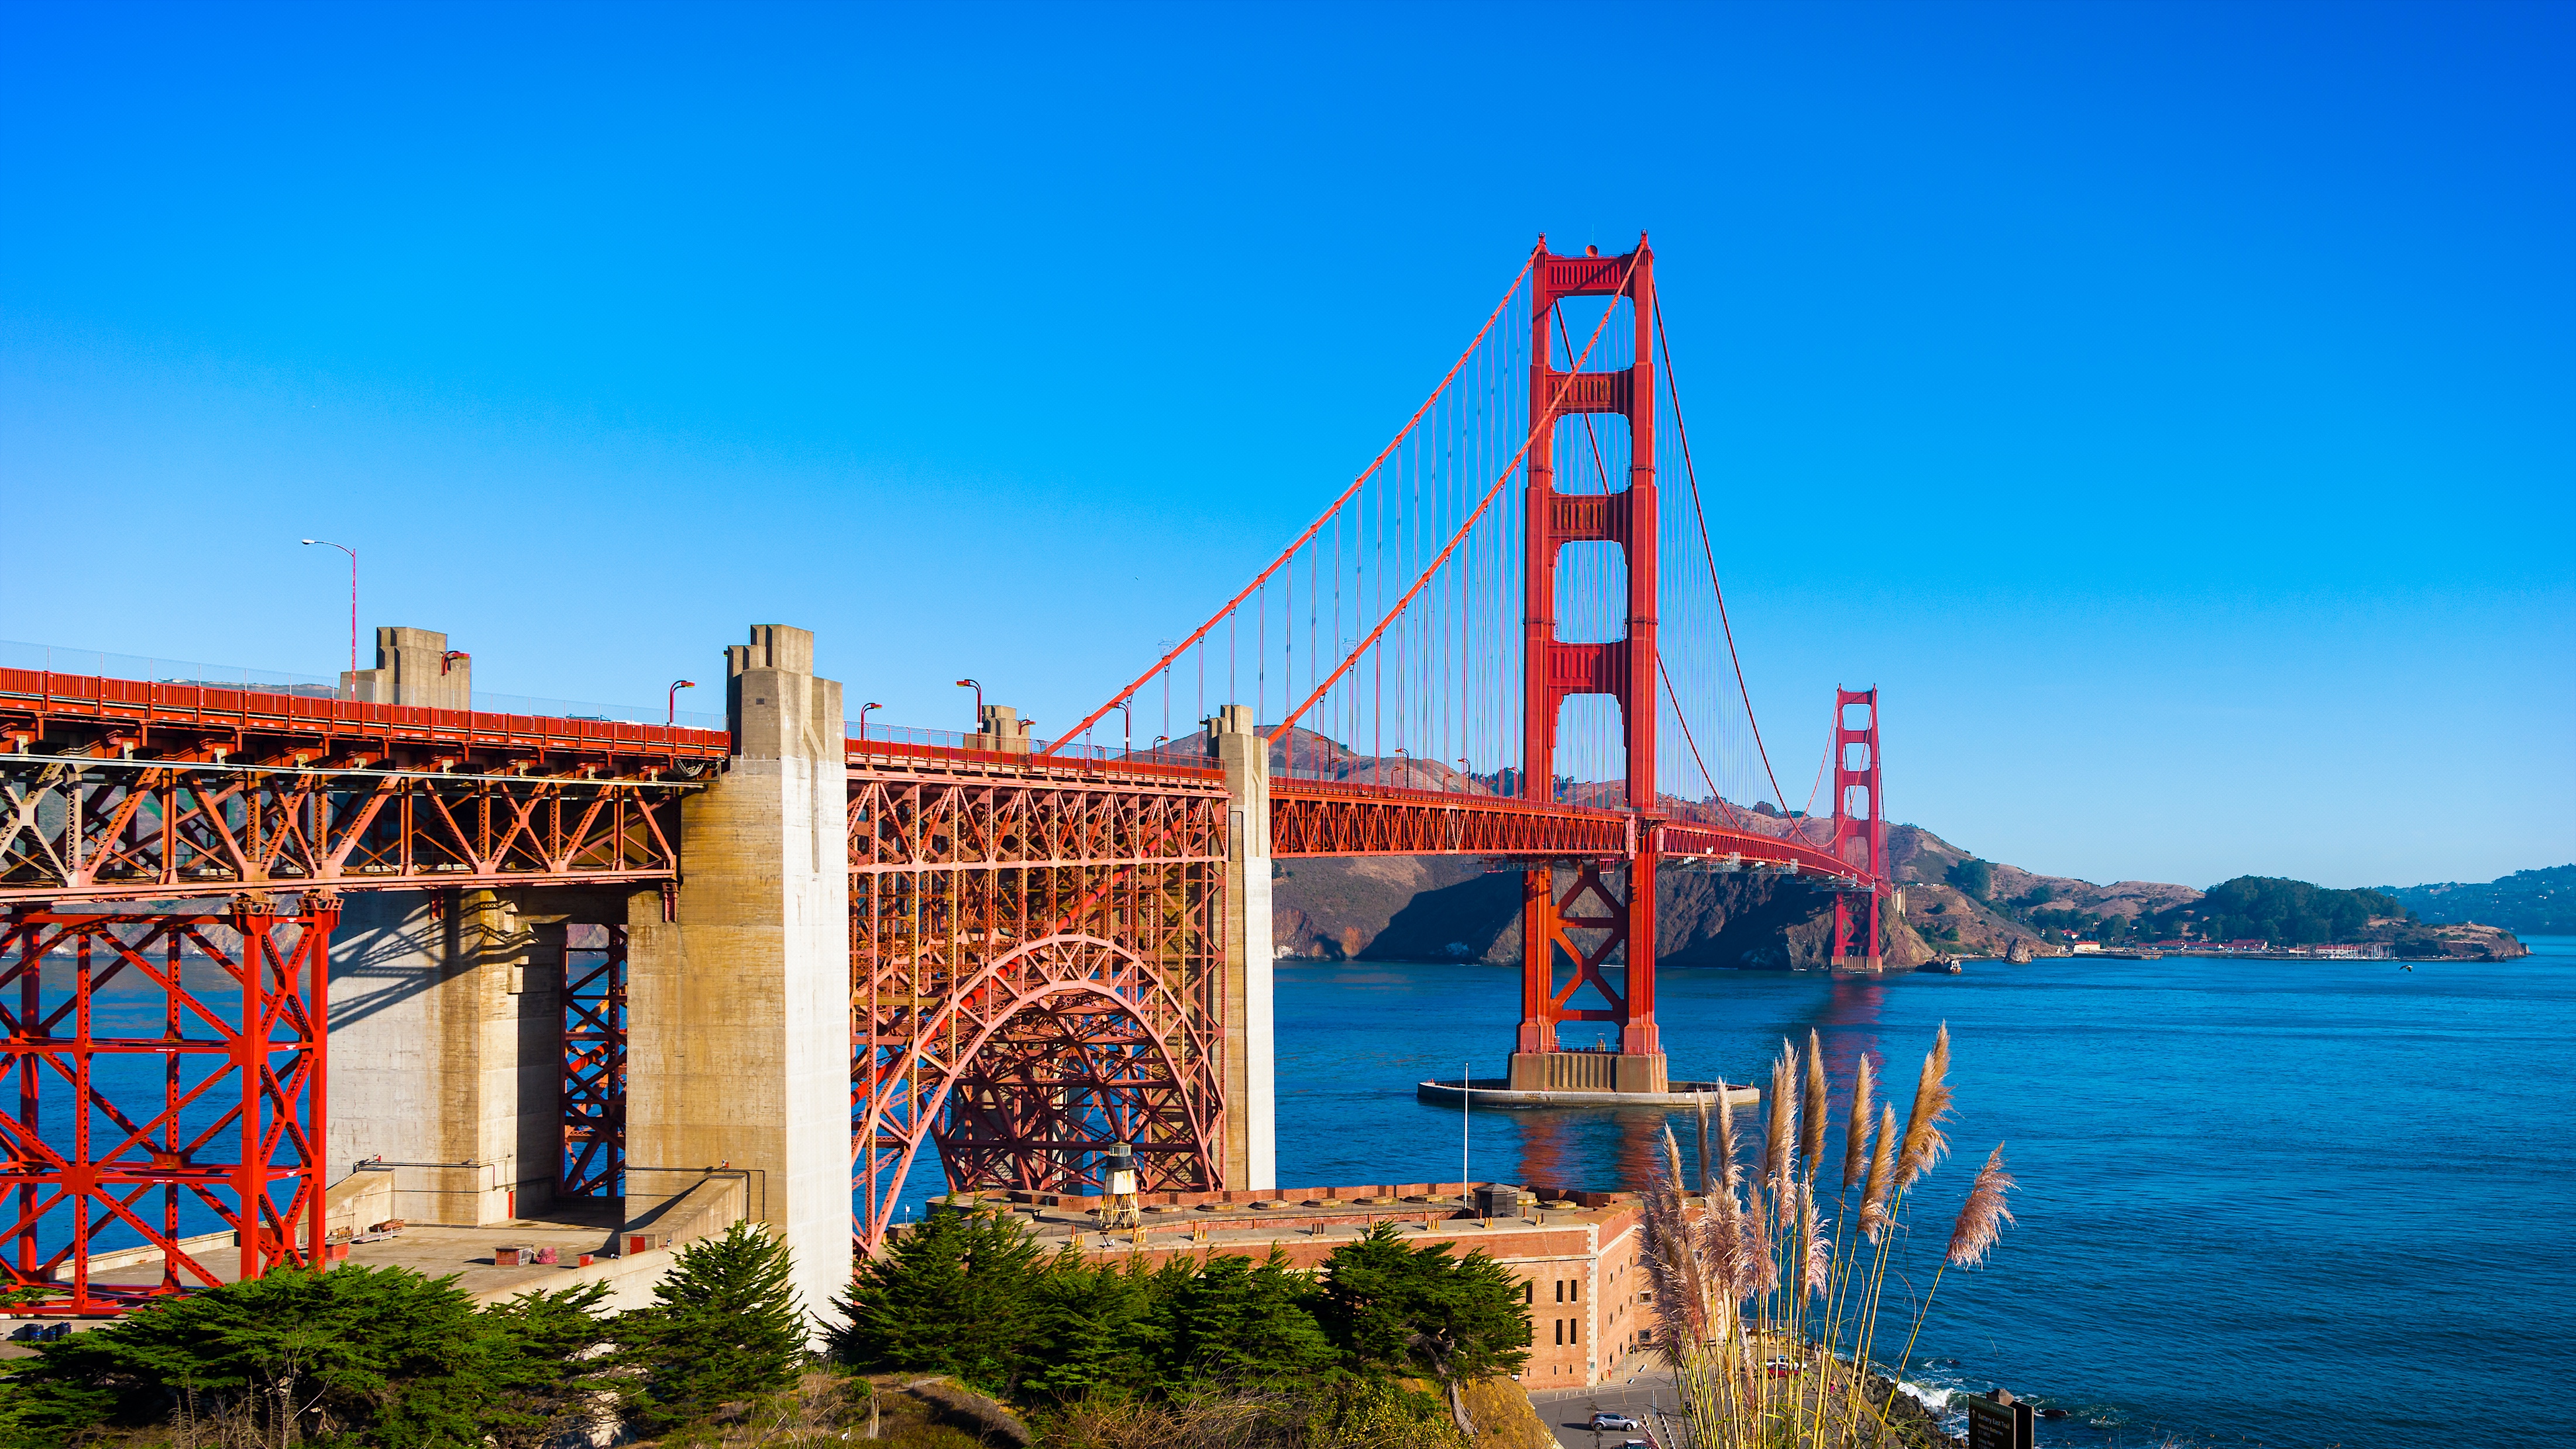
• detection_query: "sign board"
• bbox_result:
[1965,1395,2034,1449]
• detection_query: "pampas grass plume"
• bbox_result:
[1797,1176,1831,1299]
[1896,1022,1955,1190]
[1801,1028,1829,1170]
[1765,1042,1798,1185]
[1859,1104,1897,1243]
[1841,1054,1876,1192]
[1945,1144,2017,1269]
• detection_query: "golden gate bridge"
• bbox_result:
[0,237,1889,1314]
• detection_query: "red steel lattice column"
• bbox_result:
[1,899,333,1314]
[1828,689,1886,966]
[558,924,627,1199]
[1517,239,1663,1076]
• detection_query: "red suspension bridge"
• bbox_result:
[0,237,1890,1312]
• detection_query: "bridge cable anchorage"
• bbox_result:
[1038,253,1539,762]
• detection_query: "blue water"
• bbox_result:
[1270,939,2576,1449]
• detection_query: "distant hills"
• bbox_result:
[1243,725,2551,965]
[2376,865,2573,937]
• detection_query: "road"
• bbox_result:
[1526,1366,1683,1449]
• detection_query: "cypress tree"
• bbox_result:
[628,1220,809,1430]
[833,1207,1041,1392]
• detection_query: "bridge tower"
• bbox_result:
[1828,687,1886,968]
[1512,237,1666,1094]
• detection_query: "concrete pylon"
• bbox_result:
[339,626,471,708]
[1208,705,1275,1192]
[327,889,561,1225]
[625,625,851,1338]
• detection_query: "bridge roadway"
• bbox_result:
[0,662,1856,904]
[0,638,1863,1317]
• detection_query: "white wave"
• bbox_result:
[1898,1381,1956,1412]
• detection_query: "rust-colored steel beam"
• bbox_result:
[848,764,1229,1255]
[2,902,333,1314]
[1656,820,1865,881]
[0,759,690,905]
[1,666,703,906]
[1271,778,1632,858]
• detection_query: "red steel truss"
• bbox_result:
[558,924,627,1200]
[848,765,1228,1254]
[2,902,332,1314]
[1656,820,1862,880]
[1518,863,1632,1044]
[1519,239,1664,1064]
[0,666,704,907]
[1828,688,1887,966]
[0,760,690,906]
[1271,779,1632,858]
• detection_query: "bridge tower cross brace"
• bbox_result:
[1829,687,1886,968]
[1512,237,1666,1093]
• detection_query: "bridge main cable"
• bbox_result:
[1038,253,1539,760]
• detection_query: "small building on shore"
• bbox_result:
[934,1180,1653,1388]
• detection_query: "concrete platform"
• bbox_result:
[1416,1077,1761,1110]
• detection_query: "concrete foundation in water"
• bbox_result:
[1416,1076,1760,1110]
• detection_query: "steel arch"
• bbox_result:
[852,931,1219,1255]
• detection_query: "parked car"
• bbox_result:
[1764,1355,1804,1378]
[1588,1412,1642,1431]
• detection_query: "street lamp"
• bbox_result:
[300,539,357,673]
[858,701,882,741]
[667,680,696,725]
[955,678,982,730]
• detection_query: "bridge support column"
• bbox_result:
[1210,705,1275,1192]
[328,889,562,1226]
[624,625,850,1337]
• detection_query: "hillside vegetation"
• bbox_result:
[2379,865,2573,936]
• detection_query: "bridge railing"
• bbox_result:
[0,639,730,733]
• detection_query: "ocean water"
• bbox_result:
[1268,938,2576,1449]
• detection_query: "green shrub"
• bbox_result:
[627,1220,811,1431]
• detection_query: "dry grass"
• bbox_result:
[1640,1023,2016,1449]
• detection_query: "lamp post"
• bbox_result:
[955,678,983,732]
[667,680,696,725]
[1109,700,1132,757]
[858,701,882,742]
[300,539,357,674]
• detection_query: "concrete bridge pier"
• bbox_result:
[327,888,574,1227]
[1210,705,1275,1193]
[624,625,851,1334]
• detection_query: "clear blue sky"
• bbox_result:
[2,1,2567,892]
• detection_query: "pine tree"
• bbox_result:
[832,1207,1041,1392]
[0,1264,491,1445]
[627,1220,809,1430]
[1318,1221,1531,1384]
[1147,1249,1338,1389]
[1017,1254,1155,1402]
[470,1281,624,1449]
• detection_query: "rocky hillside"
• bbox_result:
[1243,726,2538,966]
[1274,855,1941,971]
[2378,865,2573,937]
